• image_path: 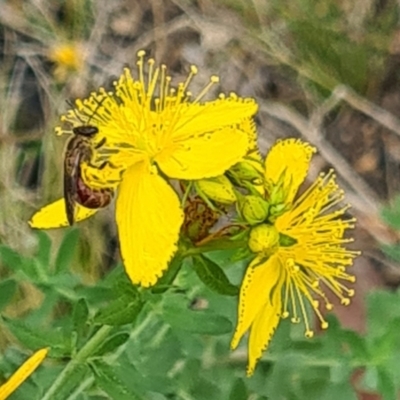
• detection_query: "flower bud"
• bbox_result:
[248,224,279,254]
[195,175,236,205]
[230,160,263,182]
[240,195,269,225]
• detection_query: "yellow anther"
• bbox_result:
[305,330,314,338]
[321,321,329,329]
[341,298,350,306]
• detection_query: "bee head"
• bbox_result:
[72,125,99,137]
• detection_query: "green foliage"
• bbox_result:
[1,228,399,399]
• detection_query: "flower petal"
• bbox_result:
[29,199,98,229]
[157,124,249,180]
[231,254,282,350]
[0,348,48,399]
[247,275,283,375]
[171,98,258,141]
[265,139,316,204]
[116,162,183,287]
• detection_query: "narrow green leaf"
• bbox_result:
[152,254,184,293]
[377,367,396,400]
[163,304,232,335]
[91,361,143,400]
[73,298,89,340]
[0,279,17,311]
[94,290,143,326]
[229,378,248,400]
[0,245,23,271]
[192,255,238,296]
[54,229,80,273]
[321,382,357,400]
[3,317,66,351]
[35,231,52,267]
[93,333,130,356]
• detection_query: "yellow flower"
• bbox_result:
[47,42,84,81]
[231,139,359,376]
[0,348,48,400]
[29,51,258,287]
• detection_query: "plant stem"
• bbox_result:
[42,325,113,400]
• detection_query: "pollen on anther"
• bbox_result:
[341,298,350,306]
[137,50,146,57]
[321,321,329,329]
[305,330,314,338]
[191,65,198,75]
[210,75,219,83]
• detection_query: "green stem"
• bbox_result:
[42,325,113,400]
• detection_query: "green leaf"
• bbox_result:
[93,333,130,356]
[0,245,24,271]
[321,382,357,400]
[3,317,67,353]
[0,279,17,311]
[73,298,89,340]
[192,255,238,296]
[35,231,52,267]
[162,304,232,335]
[55,229,80,273]
[377,367,397,400]
[152,254,184,293]
[91,360,143,400]
[229,378,248,400]
[94,287,143,326]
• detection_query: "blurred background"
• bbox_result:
[1,0,400,399]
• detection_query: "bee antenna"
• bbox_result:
[87,96,107,125]
[65,99,85,124]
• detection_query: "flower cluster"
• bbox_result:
[29,51,359,375]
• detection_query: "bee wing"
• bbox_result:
[64,142,81,226]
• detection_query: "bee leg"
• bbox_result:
[95,137,107,149]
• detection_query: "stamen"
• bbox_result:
[179,65,198,99]
[159,65,167,112]
[193,75,219,103]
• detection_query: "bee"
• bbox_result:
[64,103,114,226]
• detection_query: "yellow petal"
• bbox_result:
[172,98,258,141]
[116,162,183,287]
[231,254,282,350]
[247,275,283,375]
[265,139,316,204]
[157,125,249,180]
[0,348,48,400]
[29,199,98,229]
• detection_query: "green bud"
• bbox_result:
[240,195,269,225]
[248,224,279,254]
[195,175,236,205]
[230,160,263,182]
[269,203,287,221]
